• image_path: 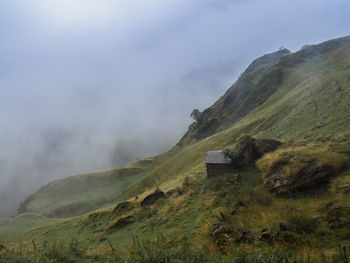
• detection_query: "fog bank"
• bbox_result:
[1,0,350,218]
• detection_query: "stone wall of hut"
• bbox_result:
[206,163,233,177]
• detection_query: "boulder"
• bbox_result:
[264,161,337,194]
[141,191,165,207]
[236,136,260,166]
[224,136,282,168]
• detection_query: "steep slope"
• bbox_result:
[178,48,291,146]
[124,36,350,198]
[1,36,350,259]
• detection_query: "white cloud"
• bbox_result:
[23,0,190,32]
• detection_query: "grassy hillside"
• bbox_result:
[123,36,350,199]
[0,213,58,243]
[1,36,350,261]
[17,159,156,218]
[16,148,179,219]
[178,48,291,146]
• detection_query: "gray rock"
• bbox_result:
[265,161,338,194]
[224,136,282,169]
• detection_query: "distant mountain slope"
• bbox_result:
[178,48,291,145]
[17,159,153,218]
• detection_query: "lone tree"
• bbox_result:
[190,109,202,121]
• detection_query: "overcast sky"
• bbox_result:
[0,0,350,218]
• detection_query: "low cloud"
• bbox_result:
[0,0,350,218]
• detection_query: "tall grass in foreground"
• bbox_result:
[0,238,349,263]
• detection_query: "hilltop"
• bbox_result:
[1,36,350,262]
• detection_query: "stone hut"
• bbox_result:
[205,151,233,177]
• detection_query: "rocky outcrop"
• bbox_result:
[223,136,282,168]
[264,161,338,194]
[141,191,165,207]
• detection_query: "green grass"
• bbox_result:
[17,158,160,218]
[0,213,59,244]
[2,237,350,263]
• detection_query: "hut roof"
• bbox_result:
[205,151,231,164]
